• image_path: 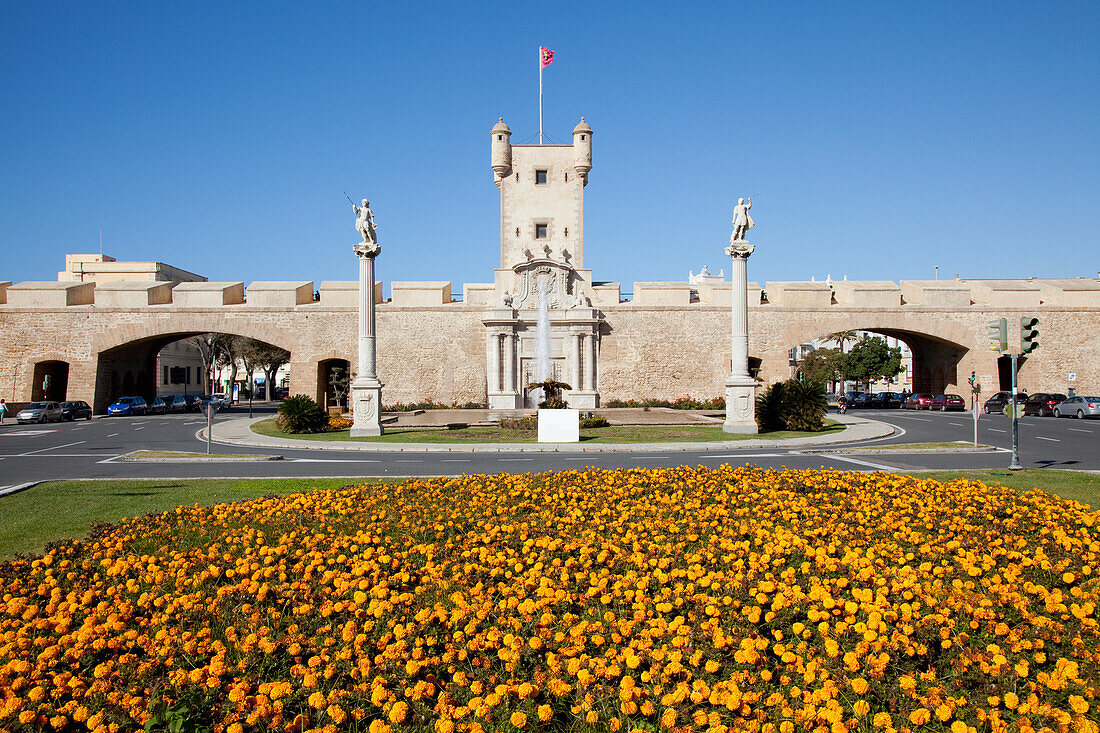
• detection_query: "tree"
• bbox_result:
[799,347,844,391]
[827,330,858,352]
[235,338,289,401]
[187,333,230,394]
[843,335,903,389]
[217,336,244,400]
[328,366,353,410]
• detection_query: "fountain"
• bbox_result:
[527,279,553,408]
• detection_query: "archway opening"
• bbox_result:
[94,332,292,413]
[318,359,352,411]
[31,361,70,402]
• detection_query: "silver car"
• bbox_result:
[1053,395,1100,419]
[16,401,64,424]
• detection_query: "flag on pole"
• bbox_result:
[540,47,555,68]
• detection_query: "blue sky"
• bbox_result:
[2,1,1098,291]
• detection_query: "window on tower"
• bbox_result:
[536,224,548,239]
[535,169,548,185]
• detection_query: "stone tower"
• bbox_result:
[484,117,601,411]
[492,117,592,270]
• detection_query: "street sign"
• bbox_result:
[1069,373,1077,382]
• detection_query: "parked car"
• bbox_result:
[184,395,203,412]
[16,401,63,423]
[1052,395,1100,419]
[852,393,875,409]
[1022,393,1067,417]
[903,393,934,410]
[59,400,93,421]
[107,396,147,416]
[210,393,230,408]
[166,395,189,413]
[883,392,907,409]
[983,391,1028,414]
[148,397,167,415]
[930,394,966,411]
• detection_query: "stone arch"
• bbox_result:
[314,352,353,410]
[772,313,972,395]
[31,360,70,402]
[88,315,299,413]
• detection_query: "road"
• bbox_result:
[0,405,1096,487]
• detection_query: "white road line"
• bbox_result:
[822,454,901,472]
[498,458,533,462]
[708,453,783,458]
[290,458,380,463]
[394,460,423,463]
[440,459,470,462]
[1069,428,1093,433]
[20,440,85,456]
[107,433,119,438]
[633,456,671,460]
[948,422,965,427]
[134,427,145,431]
[563,457,591,461]
[1035,436,1060,442]
[990,428,1007,433]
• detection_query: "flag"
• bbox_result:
[540,47,555,68]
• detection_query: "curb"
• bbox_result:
[116,455,283,463]
[204,416,895,454]
[0,482,39,498]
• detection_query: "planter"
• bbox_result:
[537,409,579,443]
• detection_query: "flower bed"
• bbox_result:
[0,467,1097,733]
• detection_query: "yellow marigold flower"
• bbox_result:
[850,678,869,695]
[950,721,967,733]
[1069,695,1089,715]
[538,705,553,722]
[309,691,327,709]
[327,705,347,725]
[660,709,677,728]
[871,713,891,728]
[435,721,454,733]
[908,708,931,725]
[510,711,527,728]
[1062,572,1076,584]
[936,704,953,722]
[389,701,408,724]
[1004,692,1020,709]
[853,700,870,717]
[369,722,391,733]
[19,711,36,725]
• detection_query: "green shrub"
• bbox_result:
[580,415,610,428]
[605,396,725,409]
[755,379,827,432]
[276,394,328,434]
[500,416,538,431]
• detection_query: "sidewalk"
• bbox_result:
[205,413,893,453]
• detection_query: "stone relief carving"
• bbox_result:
[355,393,377,422]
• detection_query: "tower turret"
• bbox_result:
[490,117,512,188]
[572,117,592,184]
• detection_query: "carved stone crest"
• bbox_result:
[512,259,576,309]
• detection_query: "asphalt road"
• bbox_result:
[0,406,1096,487]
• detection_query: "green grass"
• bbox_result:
[252,418,845,444]
[0,477,393,560]
[910,469,1100,509]
[122,450,268,459]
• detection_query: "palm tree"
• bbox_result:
[826,330,859,394]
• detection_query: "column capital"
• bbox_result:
[725,240,755,259]
[353,243,382,259]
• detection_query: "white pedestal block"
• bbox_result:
[350,379,384,437]
[723,376,758,434]
[488,392,523,409]
[567,391,598,409]
[538,409,579,443]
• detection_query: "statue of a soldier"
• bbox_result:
[354,199,378,245]
[731,196,754,242]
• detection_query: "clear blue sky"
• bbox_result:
[3,1,1098,291]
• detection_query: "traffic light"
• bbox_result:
[988,318,1007,352]
[1021,316,1039,353]
[968,371,975,387]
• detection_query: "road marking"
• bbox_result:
[822,454,901,472]
[394,460,423,463]
[948,422,965,427]
[633,456,670,460]
[0,430,59,437]
[563,457,592,461]
[1069,428,1093,433]
[440,459,470,463]
[1035,436,1060,442]
[708,453,783,458]
[20,440,85,456]
[107,433,119,437]
[989,428,1007,433]
[290,458,380,463]
[184,421,204,426]
[498,458,533,462]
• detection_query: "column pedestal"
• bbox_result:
[723,375,758,433]
[350,379,384,437]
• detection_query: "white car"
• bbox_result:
[210,393,230,408]
[1053,395,1100,419]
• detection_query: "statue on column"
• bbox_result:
[731,196,754,242]
[352,198,380,256]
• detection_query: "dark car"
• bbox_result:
[59,400,93,421]
[148,397,167,415]
[1022,393,1067,417]
[903,393,934,410]
[930,394,966,411]
[983,391,1028,414]
[883,392,907,409]
[851,393,875,409]
[167,395,189,413]
[107,396,147,416]
[184,395,203,412]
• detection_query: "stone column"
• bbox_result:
[571,333,582,392]
[489,332,502,393]
[350,245,383,436]
[585,332,597,394]
[723,239,758,433]
[502,332,514,393]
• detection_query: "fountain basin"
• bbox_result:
[537,409,579,443]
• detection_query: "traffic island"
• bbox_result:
[117,450,282,463]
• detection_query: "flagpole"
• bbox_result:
[538,46,544,145]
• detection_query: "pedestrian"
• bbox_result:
[0,399,7,425]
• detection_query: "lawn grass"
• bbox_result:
[0,477,392,560]
[910,468,1100,509]
[251,418,845,443]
